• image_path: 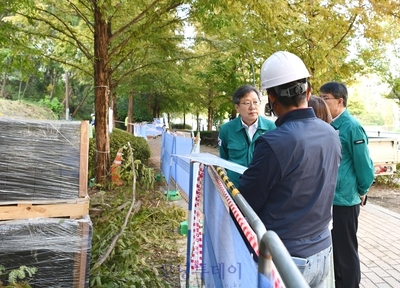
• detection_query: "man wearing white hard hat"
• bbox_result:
[239,51,342,287]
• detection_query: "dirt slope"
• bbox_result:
[0,98,56,120]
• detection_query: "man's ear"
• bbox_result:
[268,93,275,103]
[305,89,311,101]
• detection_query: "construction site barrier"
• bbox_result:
[160,132,309,287]
[114,119,165,139]
[160,131,197,195]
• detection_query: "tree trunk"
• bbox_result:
[18,80,22,100]
[65,71,69,120]
[21,76,30,100]
[94,2,111,186]
[1,72,7,99]
[127,92,134,133]
[207,89,214,130]
[147,92,152,117]
[50,71,57,100]
[152,100,158,118]
[112,84,117,128]
[196,111,200,131]
[72,84,92,118]
[112,91,117,127]
[207,106,213,130]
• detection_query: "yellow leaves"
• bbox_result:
[2,14,29,25]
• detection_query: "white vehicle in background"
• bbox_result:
[259,96,400,177]
[367,136,399,176]
[259,96,277,121]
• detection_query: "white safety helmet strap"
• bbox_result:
[274,82,308,98]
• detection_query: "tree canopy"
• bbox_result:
[2,0,400,184]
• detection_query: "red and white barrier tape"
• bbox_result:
[190,163,204,274]
[208,166,285,288]
[209,167,259,255]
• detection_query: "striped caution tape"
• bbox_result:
[211,166,286,288]
[190,163,204,274]
[209,166,259,255]
[215,166,240,197]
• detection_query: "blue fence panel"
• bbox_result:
[173,156,191,198]
[140,124,147,138]
[161,133,175,185]
[133,124,147,139]
[258,273,274,288]
[146,123,163,137]
[202,169,258,287]
[161,132,194,188]
[171,136,193,193]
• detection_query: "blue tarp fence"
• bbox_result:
[202,167,258,286]
[132,118,165,139]
[160,131,274,287]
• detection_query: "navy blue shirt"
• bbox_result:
[239,108,341,258]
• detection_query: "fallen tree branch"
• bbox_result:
[92,141,140,269]
[93,200,141,269]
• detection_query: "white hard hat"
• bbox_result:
[260,51,311,91]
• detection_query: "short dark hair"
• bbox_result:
[319,81,348,107]
[267,79,307,108]
[232,85,260,104]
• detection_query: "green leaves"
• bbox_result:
[38,95,64,114]
[0,265,37,286]
[89,186,186,287]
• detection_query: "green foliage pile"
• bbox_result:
[120,158,156,190]
[89,187,186,287]
[88,128,151,181]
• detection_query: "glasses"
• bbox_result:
[320,96,336,101]
[239,101,260,107]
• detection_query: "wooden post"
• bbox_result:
[79,121,89,197]
[73,220,91,288]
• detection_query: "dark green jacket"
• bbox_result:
[332,109,375,206]
[218,116,276,187]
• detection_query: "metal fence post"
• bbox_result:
[259,231,310,288]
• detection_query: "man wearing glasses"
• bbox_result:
[218,84,276,188]
[320,81,374,288]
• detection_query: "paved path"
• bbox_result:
[147,137,400,287]
[359,204,400,287]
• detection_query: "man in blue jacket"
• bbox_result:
[320,81,374,288]
[239,51,342,287]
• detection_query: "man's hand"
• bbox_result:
[360,195,368,207]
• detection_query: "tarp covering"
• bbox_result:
[0,118,84,200]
